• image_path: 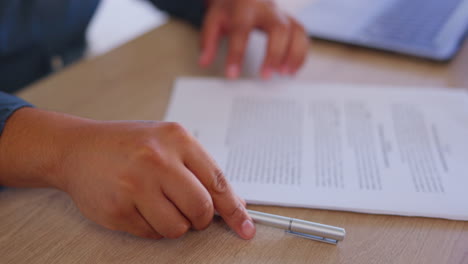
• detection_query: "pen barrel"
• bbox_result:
[248,210,291,229]
[290,219,345,241]
[247,210,345,242]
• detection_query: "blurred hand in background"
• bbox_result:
[199,0,310,80]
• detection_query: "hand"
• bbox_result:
[199,0,309,80]
[0,108,256,239]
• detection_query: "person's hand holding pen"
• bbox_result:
[0,108,256,240]
[199,0,310,80]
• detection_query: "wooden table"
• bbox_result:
[1,19,468,264]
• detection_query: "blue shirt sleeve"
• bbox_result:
[148,0,206,27]
[0,91,33,136]
[0,92,31,190]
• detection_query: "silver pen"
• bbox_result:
[247,209,346,245]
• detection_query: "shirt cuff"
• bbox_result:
[0,92,34,136]
[148,0,207,28]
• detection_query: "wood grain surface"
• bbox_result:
[1,19,467,264]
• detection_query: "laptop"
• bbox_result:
[297,0,468,61]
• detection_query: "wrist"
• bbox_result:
[0,108,94,190]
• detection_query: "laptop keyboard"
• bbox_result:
[362,0,463,48]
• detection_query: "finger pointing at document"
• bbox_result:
[62,120,256,240]
[0,109,255,240]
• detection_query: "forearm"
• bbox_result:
[0,107,92,189]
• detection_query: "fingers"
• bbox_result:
[224,7,255,79]
[261,20,290,79]
[225,27,250,79]
[260,16,309,79]
[280,22,309,75]
[122,208,163,239]
[238,196,247,207]
[161,166,214,230]
[97,202,163,239]
[199,7,224,67]
[200,0,309,79]
[136,193,191,239]
[183,143,256,240]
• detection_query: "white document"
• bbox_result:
[165,77,468,221]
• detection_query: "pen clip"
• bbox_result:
[285,230,339,245]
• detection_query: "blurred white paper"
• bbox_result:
[165,77,468,220]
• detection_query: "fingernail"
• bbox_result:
[262,67,273,80]
[226,64,240,79]
[241,219,256,239]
